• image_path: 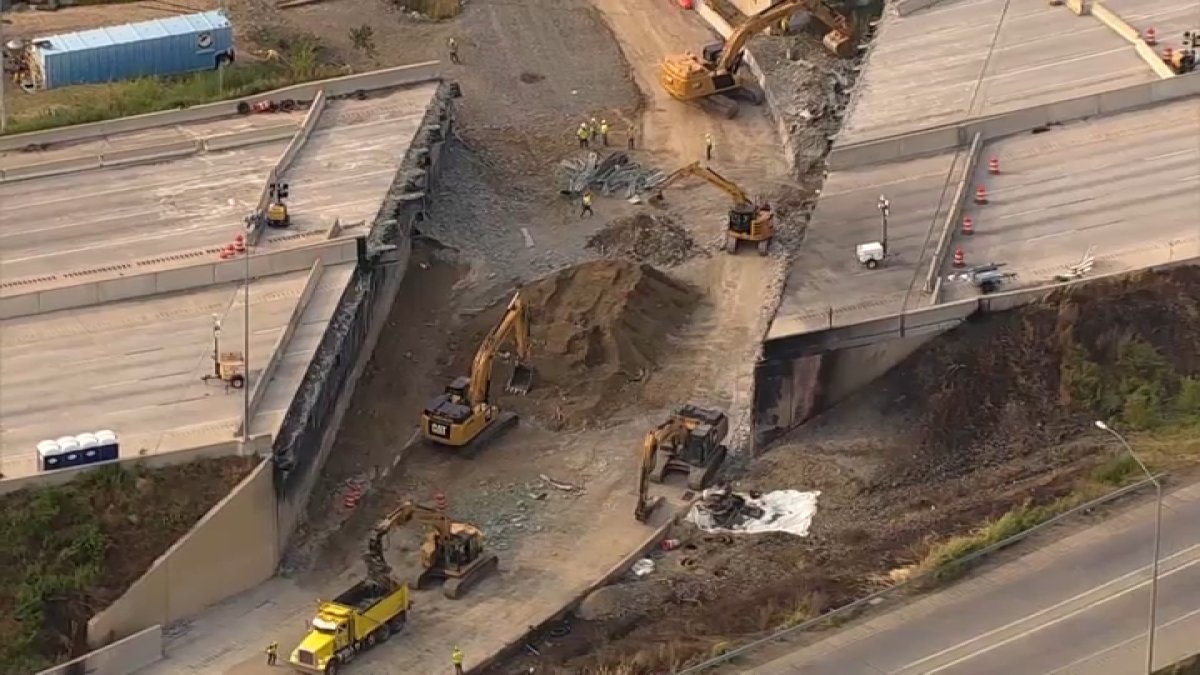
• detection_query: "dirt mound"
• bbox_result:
[452,260,699,428]
[878,266,1200,487]
[586,214,698,267]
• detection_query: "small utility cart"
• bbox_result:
[856,241,886,269]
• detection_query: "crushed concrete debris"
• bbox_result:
[558,151,667,198]
[631,558,656,577]
[586,213,698,267]
[687,487,820,536]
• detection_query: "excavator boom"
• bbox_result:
[468,293,534,404]
[652,162,752,206]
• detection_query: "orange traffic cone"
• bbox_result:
[962,216,974,235]
[974,185,989,205]
[1163,46,1174,63]
[1144,27,1157,46]
[434,492,448,511]
[987,157,1000,174]
[233,234,246,253]
[953,247,966,267]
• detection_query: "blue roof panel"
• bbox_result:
[35,10,230,53]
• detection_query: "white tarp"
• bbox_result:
[686,489,821,536]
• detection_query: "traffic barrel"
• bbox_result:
[974,185,989,205]
[962,216,974,235]
[988,157,1000,174]
[233,234,246,253]
[953,247,966,267]
[1144,27,1157,45]
[434,492,448,511]
[1164,46,1174,63]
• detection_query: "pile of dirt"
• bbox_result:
[0,457,255,673]
[451,260,700,429]
[586,213,699,267]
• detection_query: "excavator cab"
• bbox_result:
[648,404,730,490]
[368,500,500,600]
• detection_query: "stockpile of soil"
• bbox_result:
[451,260,699,428]
[882,266,1200,487]
[0,457,256,673]
[586,214,699,267]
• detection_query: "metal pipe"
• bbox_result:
[1095,420,1160,674]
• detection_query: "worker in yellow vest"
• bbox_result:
[599,119,610,146]
[580,192,594,219]
[576,123,590,149]
[451,645,465,675]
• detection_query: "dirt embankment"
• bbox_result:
[495,266,1200,674]
[449,259,699,430]
[0,458,256,674]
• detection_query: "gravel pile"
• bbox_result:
[586,213,699,267]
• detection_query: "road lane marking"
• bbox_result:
[920,555,1200,674]
[894,541,1200,673]
[1045,604,1200,674]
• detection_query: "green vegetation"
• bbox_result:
[1062,337,1200,432]
[3,36,337,136]
[0,466,130,673]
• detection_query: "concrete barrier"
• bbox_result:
[894,0,947,16]
[0,238,360,320]
[0,61,442,153]
[1066,0,1088,15]
[1,154,102,181]
[36,625,163,675]
[87,459,278,647]
[241,260,325,435]
[829,72,1200,169]
[248,90,328,246]
[202,124,298,152]
[0,436,269,496]
[928,132,982,298]
[1134,41,1177,79]
[1091,0,1140,42]
[100,139,202,168]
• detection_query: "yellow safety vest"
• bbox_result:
[452,648,464,665]
[583,194,593,206]
[577,126,589,139]
[600,122,609,134]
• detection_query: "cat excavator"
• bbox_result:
[420,292,534,450]
[659,0,857,118]
[634,429,667,523]
[646,404,730,492]
[364,499,499,600]
[649,161,773,255]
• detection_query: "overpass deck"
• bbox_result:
[0,82,441,478]
[0,262,355,478]
[841,0,1156,146]
[941,97,1200,301]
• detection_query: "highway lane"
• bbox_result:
[739,481,1200,674]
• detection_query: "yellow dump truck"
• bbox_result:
[288,579,409,675]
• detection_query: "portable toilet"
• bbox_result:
[94,430,120,462]
[37,440,62,472]
[54,435,85,469]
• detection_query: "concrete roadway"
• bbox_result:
[840,0,1155,144]
[737,482,1200,675]
[768,148,966,339]
[941,97,1200,300]
[1105,0,1200,50]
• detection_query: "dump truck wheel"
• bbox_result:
[325,659,340,675]
[376,623,392,643]
[388,614,407,633]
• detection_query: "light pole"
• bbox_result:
[877,194,890,255]
[242,231,251,444]
[1095,419,1161,674]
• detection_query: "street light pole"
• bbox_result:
[1095,420,1161,675]
[877,194,890,255]
[242,236,251,444]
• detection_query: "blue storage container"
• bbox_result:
[30,10,234,90]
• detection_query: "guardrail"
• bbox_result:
[0,61,441,153]
[827,71,1200,170]
[675,474,1164,673]
[0,237,360,320]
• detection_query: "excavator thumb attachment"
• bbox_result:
[505,363,534,395]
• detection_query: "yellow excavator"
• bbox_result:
[659,0,857,118]
[650,161,773,255]
[646,404,730,492]
[420,292,535,449]
[365,499,499,599]
[634,429,668,523]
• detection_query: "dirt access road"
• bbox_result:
[132,1,794,674]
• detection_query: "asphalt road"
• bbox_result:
[738,481,1200,674]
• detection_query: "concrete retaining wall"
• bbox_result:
[241,260,325,434]
[927,132,982,298]
[87,459,278,648]
[0,62,441,153]
[0,237,360,320]
[0,436,269,496]
[828,71,1200,169]
[35,626,163,675]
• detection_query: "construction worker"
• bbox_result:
[265,642,278,666]
[451,645,465,675]
[580,191,594,219]
[599,119,610,146]
[576,122,590,149]
[705,132,714,161]
[589,117,599,142]
[447,37,461,65]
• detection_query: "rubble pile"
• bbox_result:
[558,151,667,198]
[691,486,764,530]
[586,213,698,267]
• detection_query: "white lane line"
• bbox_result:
[1046,604,1200,674]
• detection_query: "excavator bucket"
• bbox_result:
[505,363,534,395]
